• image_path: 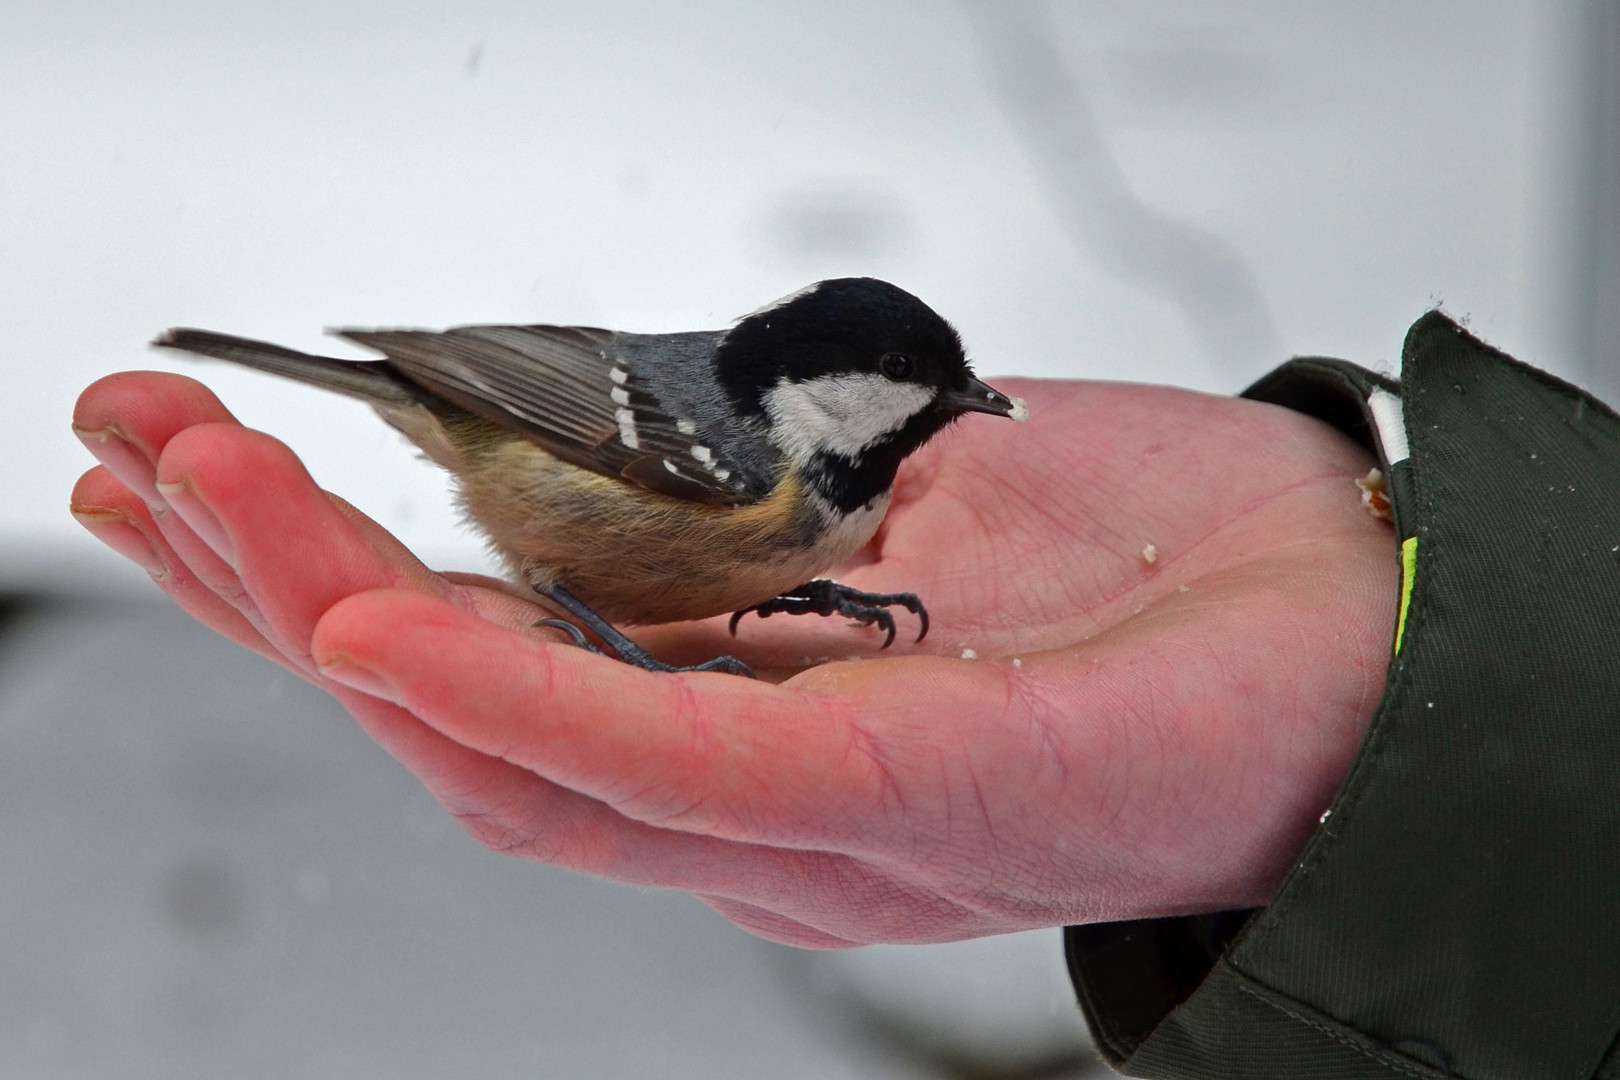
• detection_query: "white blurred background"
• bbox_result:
[1,2,1615,1076]
[6,0,1615,589]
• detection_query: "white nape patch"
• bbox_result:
[763,373,935,463]
[691,445,713,464]
[676,418,697,435]
[1008,396,1030,423]
[741,281,821,321]
[609,386,631,406]
[609,367,629,385]
[713,467,730,481]
[615,407,639,449]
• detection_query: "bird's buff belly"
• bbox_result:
[453,441,890,626]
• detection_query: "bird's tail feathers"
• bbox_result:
[151,328,418,407]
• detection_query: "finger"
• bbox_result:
[72,433,834,911]
[152,422,428,664]
[323,491,446,596]
[70,468,169,580]
[72,463,1004,940]
[309,586,1012,852]
[328,679,957,942]
[70,465,297,673]
[72,371,240,506]
[77,419,817,906]
[73,372,279,638]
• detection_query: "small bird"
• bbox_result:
[153,278,1026,676]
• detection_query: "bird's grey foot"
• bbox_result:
[534,585,756,678]
[728,579,929,648]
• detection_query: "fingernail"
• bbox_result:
[72,424,162,507]
[70,506,169,580]
[155,478,237,567]
[318,655,405,705]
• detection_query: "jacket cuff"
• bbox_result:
[1065,311,1620,1077]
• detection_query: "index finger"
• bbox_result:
[309,587,1015,852]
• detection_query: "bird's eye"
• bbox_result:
[879,353,914,381]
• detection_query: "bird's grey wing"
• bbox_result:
[335,324,764,505]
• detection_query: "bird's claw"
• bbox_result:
[535,618,598,652]
[729,580,929,649]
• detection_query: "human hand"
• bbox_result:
[71,369,1395,946]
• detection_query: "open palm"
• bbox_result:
[72,370,1395,947]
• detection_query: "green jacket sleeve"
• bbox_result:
[1065,311,1620,1079]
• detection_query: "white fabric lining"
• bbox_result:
[1367,387,1409,466]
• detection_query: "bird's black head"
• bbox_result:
[716,278,1022,512]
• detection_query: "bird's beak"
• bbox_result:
[944,377,1029,422]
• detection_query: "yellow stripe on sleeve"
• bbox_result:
[1395,536,1417,654]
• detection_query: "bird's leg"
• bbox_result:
[728,579,929,649]
[533,584,755,678]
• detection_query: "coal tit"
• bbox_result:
[153,278,1026,676]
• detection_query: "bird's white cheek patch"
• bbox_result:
[763,374,935,462]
